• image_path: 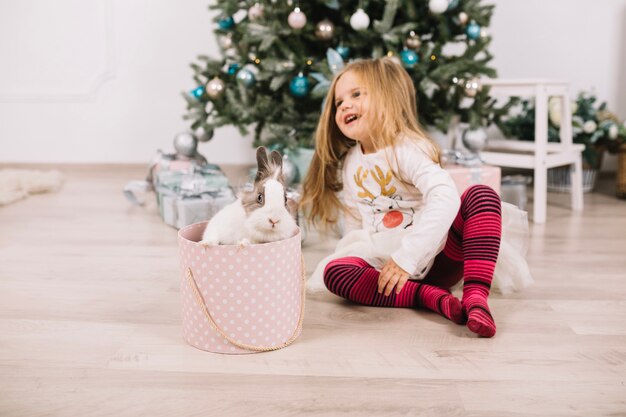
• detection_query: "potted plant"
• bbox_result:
[497,92,625,192]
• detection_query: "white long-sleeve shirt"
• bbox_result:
[339,137,460,277]
[309,137,532,293]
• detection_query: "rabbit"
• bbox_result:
[199,146,299,247]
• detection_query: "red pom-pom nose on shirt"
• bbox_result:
[382,211,403,228]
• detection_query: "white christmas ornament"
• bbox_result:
[288,7,307,29]
[232,9,248,24]
[458,11,469,25]
[583,120,597,134]
[350,8,370,31]
[218,34,233,49]
[429,0,449,14]
[609,124,619,139]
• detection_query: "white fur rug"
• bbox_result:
[0,169,64,206]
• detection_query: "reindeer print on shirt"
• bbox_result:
[353,165,415,232]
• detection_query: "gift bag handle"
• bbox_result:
[186,256,306,352]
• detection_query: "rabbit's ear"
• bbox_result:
[269,150,283,169]
[255,147,270,182]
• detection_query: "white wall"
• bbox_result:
[1,0,624,168]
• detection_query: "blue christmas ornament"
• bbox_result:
[218,16,235,30]
[236,69,256,87]
[336,45,350,60]
[290,73,310,98]
[190,86,205,99]
[400,49,419,68]
[466,21,481,40]
[227,63,240,75]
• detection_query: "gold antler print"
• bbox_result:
[372,165,397,196]
[354,166,375,200]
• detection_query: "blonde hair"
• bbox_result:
[301,57,441,232]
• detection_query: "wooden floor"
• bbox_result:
[1,164,625,417]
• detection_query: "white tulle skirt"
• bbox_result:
[308,202,534,295]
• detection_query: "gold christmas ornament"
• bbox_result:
[464,79,480,97]
[458,12,469,25]
[206,77,226,99]
[405,31,421,49]
[315,19,335,40]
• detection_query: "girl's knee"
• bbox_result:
[460,185,501,218]
[323,257,370,290]
[462,184,498,201]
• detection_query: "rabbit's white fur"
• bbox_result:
[199,147,298,246]
[199,198,250,246]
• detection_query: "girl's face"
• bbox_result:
[334,71,372,149]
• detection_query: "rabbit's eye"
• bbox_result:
[257,193,264,204]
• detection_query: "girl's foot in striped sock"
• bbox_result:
[413,283,464,324]
[462,296,496,337]
[323,257,464,324]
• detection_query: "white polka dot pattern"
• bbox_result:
[178,221,303,354]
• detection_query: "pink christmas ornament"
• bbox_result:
[288,7,307,29]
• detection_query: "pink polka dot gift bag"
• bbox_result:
[178,221,305,354]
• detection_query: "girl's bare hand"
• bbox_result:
[378,259,410,296]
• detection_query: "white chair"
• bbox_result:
[479,79,584,224]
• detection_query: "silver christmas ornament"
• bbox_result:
[206,77,225,99]
[195,126,214,143]
[405,31,421,49]
[173,132,198,157]
[462,127,488,153]
[315,19,335,40]
[282,154,298,185]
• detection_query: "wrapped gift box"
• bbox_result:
[155,166,236,229]
[444,163,501,195]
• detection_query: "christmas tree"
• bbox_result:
[183,0,508,151]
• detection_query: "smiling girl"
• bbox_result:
[301,57,504,337]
